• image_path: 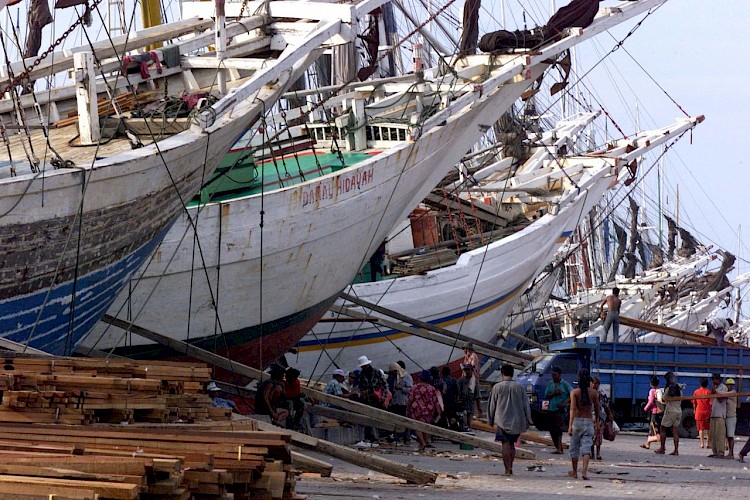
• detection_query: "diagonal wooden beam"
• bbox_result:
[100,314,534,459]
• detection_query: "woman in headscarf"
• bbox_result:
[407,370,442,451]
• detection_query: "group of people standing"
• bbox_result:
[323,343,484,450]
[692,373,741,459]
[640,371,745,460]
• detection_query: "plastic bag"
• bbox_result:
[603,420,619,441]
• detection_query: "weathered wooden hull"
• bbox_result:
[0,54,311,355]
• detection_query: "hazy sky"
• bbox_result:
[572,0,750,266]
[480,0,750,268]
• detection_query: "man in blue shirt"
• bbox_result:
[207,382,238,412]
[545,366,572,454]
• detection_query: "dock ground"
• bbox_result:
[295,430,750,499]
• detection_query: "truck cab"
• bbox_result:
[516,344,589,430]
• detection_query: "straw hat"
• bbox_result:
[333,369,347,377]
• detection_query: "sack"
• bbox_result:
[602,420,618,441]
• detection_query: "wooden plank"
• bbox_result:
[0,484,97,499]
[2,457,148,476]
[181,56,271,70]
[619,316,736,346]
[290,451,333,477]
[306,404,399,432]
[667,391,749,403]
[2,17,214,81]
[182,1,356,22]
[0,476,139,499]
[471,420,568,449]
[253,419,435,484]
[0,464,144,485]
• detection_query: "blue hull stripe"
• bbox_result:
[0,228,170,356]
[296,280,528,348]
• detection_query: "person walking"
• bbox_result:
[641,376,663,449]
[725,378,738,458]
[545,366,572,454]
[487,364,532,476]
[567,370,599,480]
[708,373,728,458]
[692,378,712,449]
[654,371,681,456]
[462,343,483,419]
[406,370,442,451]
[599,287,622,342]
[591,376,613,461]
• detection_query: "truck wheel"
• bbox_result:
[678,408,698,439]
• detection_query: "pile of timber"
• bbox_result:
[0,421,302,499]
[53,91,160,129]
[393,248,458,274]
[0,356,231,425]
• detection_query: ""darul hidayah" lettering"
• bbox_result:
[301,167,374,207]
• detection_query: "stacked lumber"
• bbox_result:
[53,90,160,128]
[0,423,302,499]
[0,356,229,425]
[393,248,458,274]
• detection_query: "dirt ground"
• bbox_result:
[295,430,750,499]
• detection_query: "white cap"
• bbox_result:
[206,382,219,392]
[333,368,347,377]
[357,355,373,367]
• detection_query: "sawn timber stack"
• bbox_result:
[0,353,228,424]
[0,422,302,499]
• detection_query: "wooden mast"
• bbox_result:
[140,0,163,49]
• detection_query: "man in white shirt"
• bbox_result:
[708,373,728,458]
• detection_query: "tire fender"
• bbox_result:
[678,407,698,439]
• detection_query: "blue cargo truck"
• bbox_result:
[516,337,750,437]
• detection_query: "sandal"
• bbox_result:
[639,444,649,449]
[654,449,665,455]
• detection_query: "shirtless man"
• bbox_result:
[599,287,622,342]
[568,370,600,480]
